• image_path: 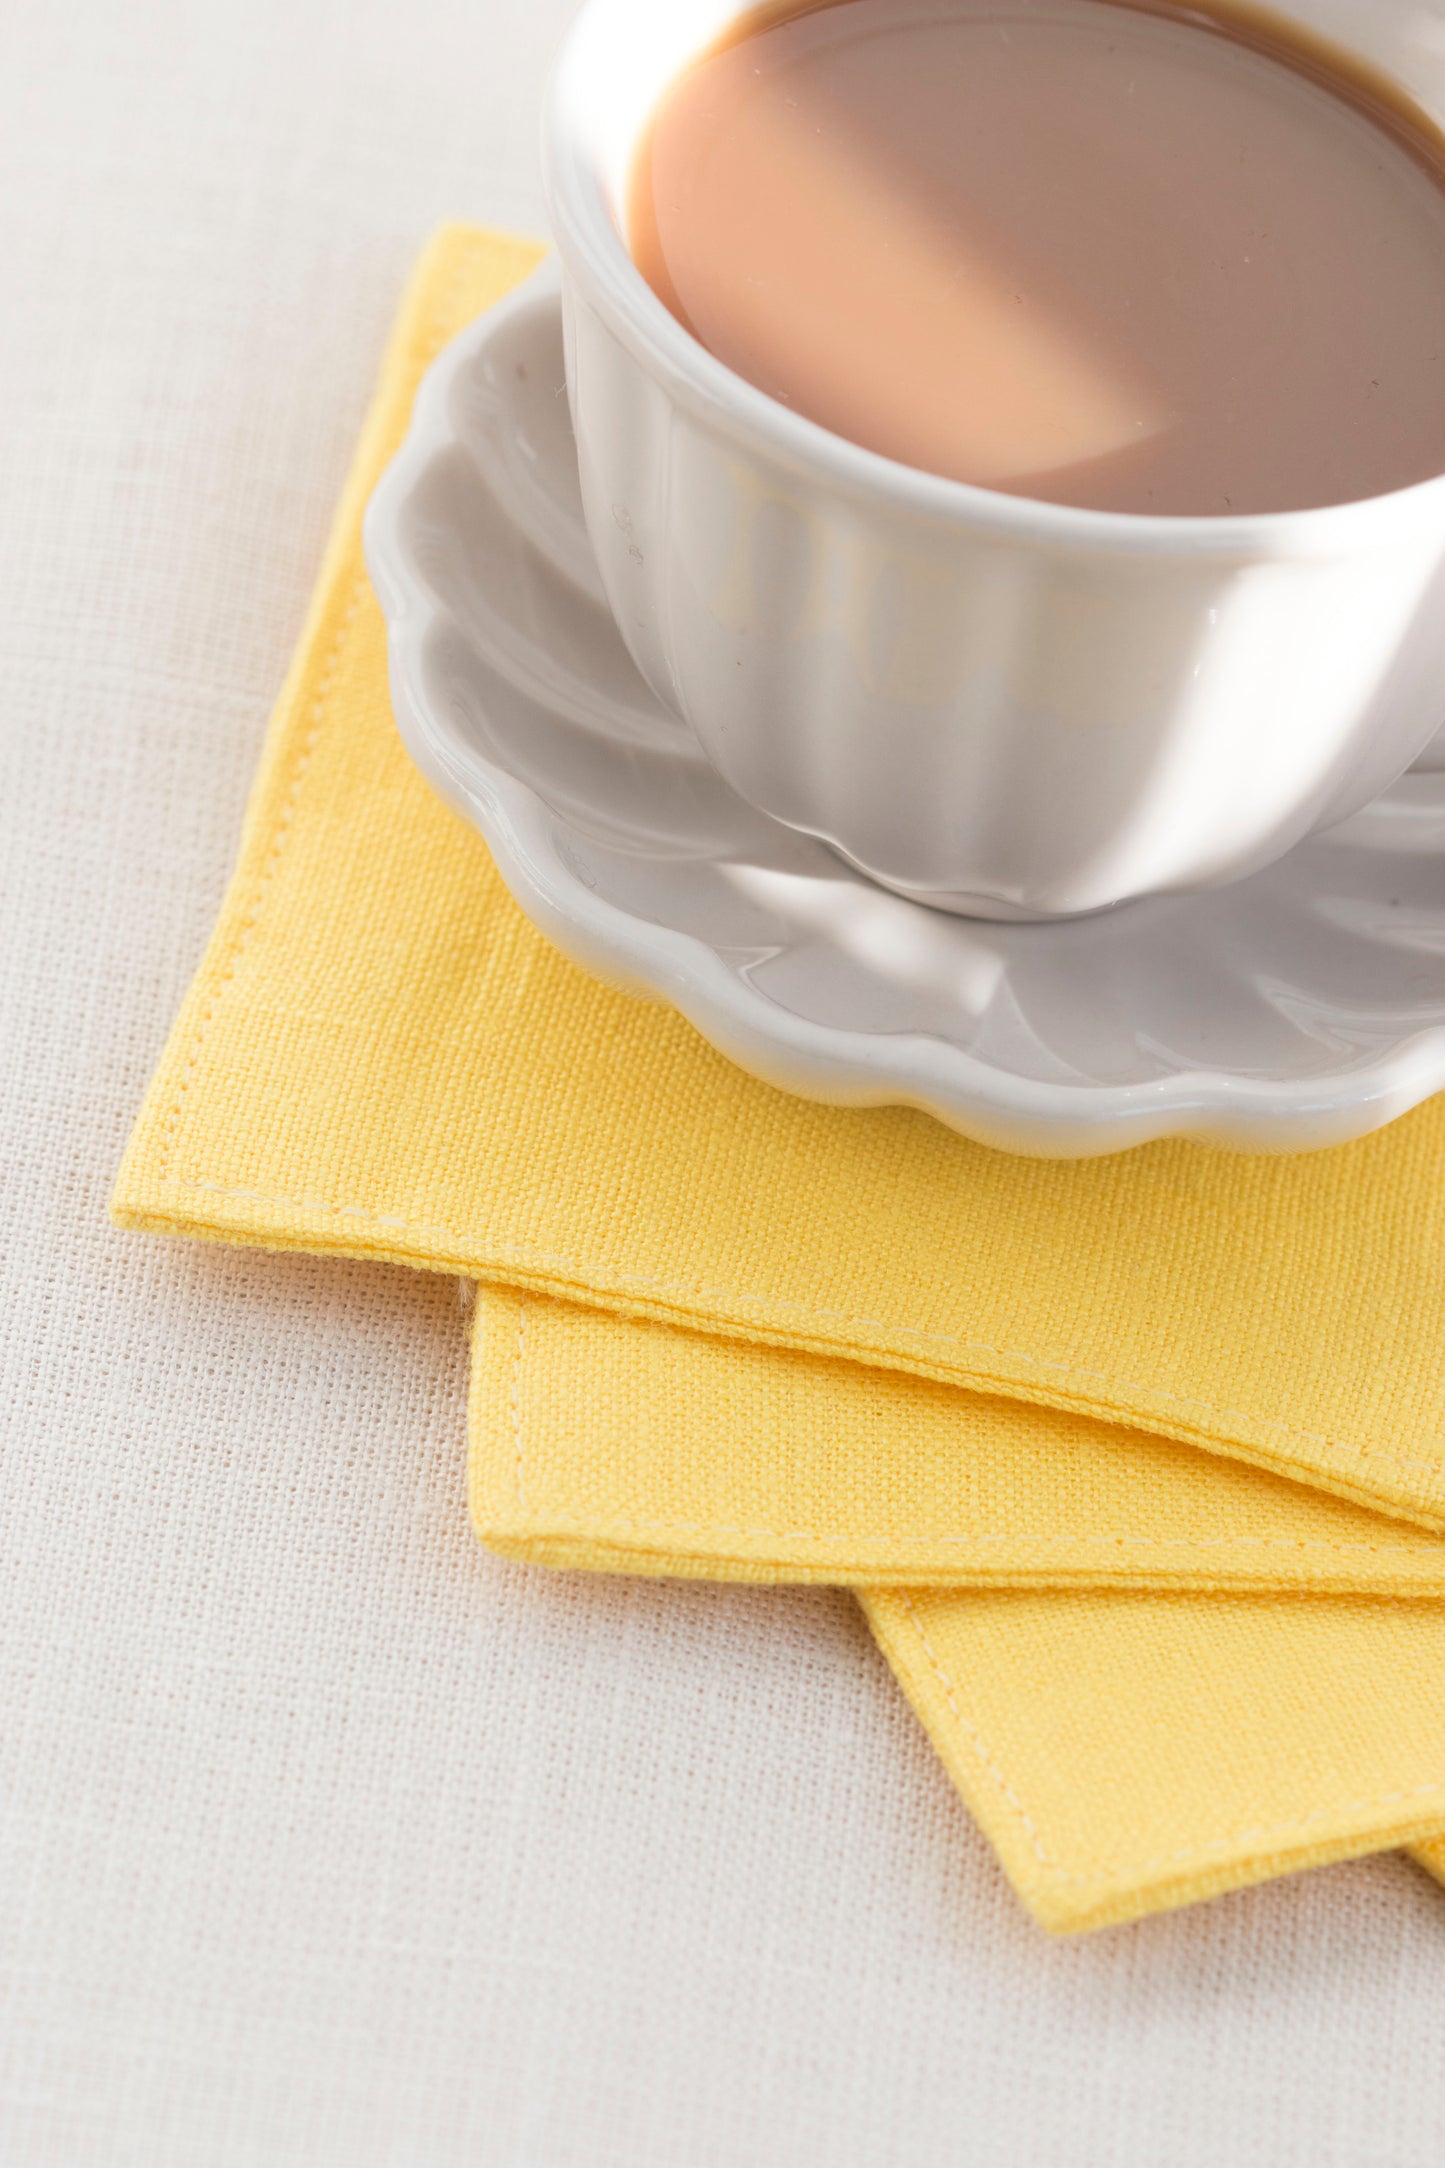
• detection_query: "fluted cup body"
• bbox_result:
[545,0,1445,919]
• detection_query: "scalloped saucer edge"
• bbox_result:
[363,261,1445,1159]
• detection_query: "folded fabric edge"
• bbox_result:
[1414,1836,1445,1887]
[465,1277,1445,1929]
[104,1204,1445,1927]
[121,1135,1445,1552]
[471,1524,1445,1601]
[466,1287,1445,1595]
[863,1590,1445,1934]
[108,226,548,1236]
[108,1220,1445,1589]
[198,226,537,892]
[109,1179,1445,1540]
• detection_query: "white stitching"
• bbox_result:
[514,1344,1445,1894]
[510,1295,529,1510]
[170,1181,1445,1484]
[891,1595,1445,1890]
[157,582,366,1182]
[490,1517,1445,1559]
[158,230,518,1187]
[893,1595,1065,1873]
[495,1289,1442,1557]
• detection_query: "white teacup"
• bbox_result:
[543,0,1445,921]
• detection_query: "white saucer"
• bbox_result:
[365,264,1445,1159]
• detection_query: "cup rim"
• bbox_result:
[542,0,1445,558]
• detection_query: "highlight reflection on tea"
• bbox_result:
[628,0,1445,516]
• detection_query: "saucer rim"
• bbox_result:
[363,262,1445,1159]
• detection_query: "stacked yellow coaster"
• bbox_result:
[115,227,1445,1933]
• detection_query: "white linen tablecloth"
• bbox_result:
[3,1,1445,2160]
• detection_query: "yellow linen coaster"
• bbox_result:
[470,1281,1445,1930]
[113,231,1445,1543]
[869,1588,1445,1932]
[112,225,1445,1930]
[469,1284,1445,1596]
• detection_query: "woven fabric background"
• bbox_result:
[5,0,1445,2160]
